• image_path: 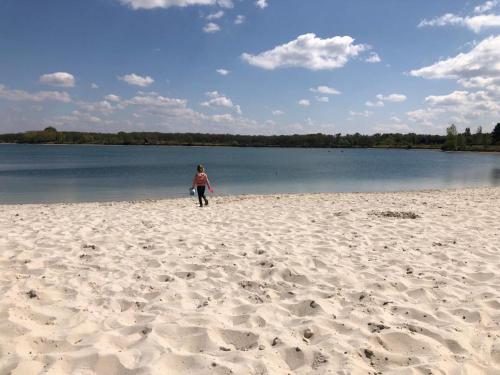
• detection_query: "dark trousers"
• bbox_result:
[197,186,207,206]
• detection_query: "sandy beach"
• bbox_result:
[1,187,499,374]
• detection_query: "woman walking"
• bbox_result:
[191,165,213,207]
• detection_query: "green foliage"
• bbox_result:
[0,125,498,151]
[443,124,458,151]
[493,123,500,145]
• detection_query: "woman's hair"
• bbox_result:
[197,164,204,173]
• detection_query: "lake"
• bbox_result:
[0,144,499,204]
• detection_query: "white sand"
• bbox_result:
[1,187,500,374]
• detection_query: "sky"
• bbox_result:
[0,0,499,135]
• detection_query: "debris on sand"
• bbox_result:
[303,328,314,339]
[26,290,37,299]
[364,349,375,359]
[369,211,420,219]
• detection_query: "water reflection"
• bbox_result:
[491,168,500,183]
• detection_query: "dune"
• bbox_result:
[0,187,499,374]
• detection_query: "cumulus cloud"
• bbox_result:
[91,83,99,89]
[298,99,310,107]
[425,90,499,113]
[418,13,500,33]
[39,72,75,87]
[216,69,230,75]
[406,89,499,129]
[376,93,407,102]
[241,33,369,71]
[373,121,412,133]
[349,110,373,117]
[120,0,232,10]
[77,100,116,115]
[316,96,329,103]
[310,85,341,95]
[366,100,384,107]
[206,10,224,20]
[126,91,187,108]
[118,73,154,87]
[234,15,245,24]
[200,91,241,113]
[105,94,121,102]
[272,110,284,116]
[0,84,72,103]
[365,93,406,108]
[410,35,500,91]
[365,52,381,63]
[203,22,220,33]
[255,0,268,9]
[474,0,499,14]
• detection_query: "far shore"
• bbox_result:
[2,142,500,153]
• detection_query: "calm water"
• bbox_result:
[0,144,499,204]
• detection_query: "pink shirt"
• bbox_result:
[193,172,211,189]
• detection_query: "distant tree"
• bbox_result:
[443,124,458,151]
[44,126,57,132]
[493,123,500,145]
[464,127,472,146]
[476,126,482,135]
[456,134,466,150]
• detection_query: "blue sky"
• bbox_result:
[0,0,499,135]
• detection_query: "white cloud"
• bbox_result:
[120,0,233,10]
[272,110,284,116]
[406,89,499,129]
[0,84,71,103]
[200,91,241,113]
[241,33,369,71]
[216,69,230,75]
[316,96,329,103]
[365,93,406,108]
[349,110,373,117]
[118,73,154,87]
[202,96,233,107]
[39,72,75,88]
[91,83,99,89]
[298,99,310,107]
[217,0,233,8]
[235,15,245,24]
[366,100,384,107]
[310,85,341,95]
[212,113,234,123]
[418,13,500,33]
[373,122,411,133]
[126,92,187,108]
[207,10,224,20]
[366,52,381,63]
[255,0,268,9]
[474,0,499,14]
[410,35,500,91]
[105,94,121,102]
[77,100,116,115]
[376,93,407,102]
[203,22,220,33]
[425,90,499,114]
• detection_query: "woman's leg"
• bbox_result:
[197,186,205,206]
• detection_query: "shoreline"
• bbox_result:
[2,142,500,154]
[1,184,499,207]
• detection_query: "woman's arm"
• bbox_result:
[206,176,213,192]
[191,174,197,188]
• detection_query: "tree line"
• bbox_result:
[0,124,499,151]
[443,124,500,151]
